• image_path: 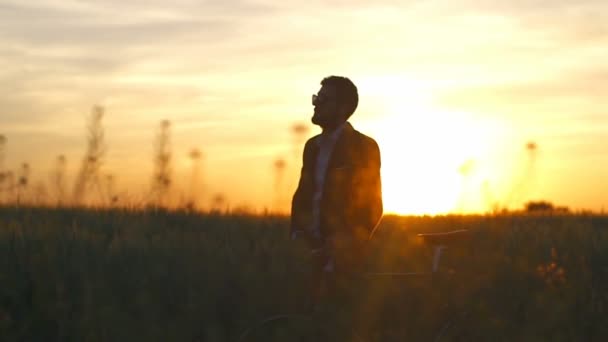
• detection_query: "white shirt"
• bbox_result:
[310,122,347,238]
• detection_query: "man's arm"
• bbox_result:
[364,138,383,238]
[290,168,305,240]
[350,137,383,239]
[290,139,312,239]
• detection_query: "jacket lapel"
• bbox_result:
[327,122,354,169]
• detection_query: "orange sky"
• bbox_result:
[0,0,606,214]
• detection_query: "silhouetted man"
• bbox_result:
[290,76,383,300]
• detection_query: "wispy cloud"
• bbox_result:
[440,68,608,114]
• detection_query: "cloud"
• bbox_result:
[439,68,608,115]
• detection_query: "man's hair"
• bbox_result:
[321,76,359,119]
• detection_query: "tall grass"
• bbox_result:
[0,206,607,341]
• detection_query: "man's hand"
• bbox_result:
[321,236,335,272]
[291,228,304,240]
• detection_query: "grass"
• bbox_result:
[1,206,607,341]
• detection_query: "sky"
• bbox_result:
[0,0,606,214]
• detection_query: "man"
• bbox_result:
[290,76,383,296]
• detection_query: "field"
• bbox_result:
[1,206,607,341]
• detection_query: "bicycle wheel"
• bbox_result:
[238,314,315,342]
[433,298,489,342]
[238,312,366,342]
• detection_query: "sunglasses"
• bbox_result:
[312,94,336,106]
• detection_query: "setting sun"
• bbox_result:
[357,76,500,215]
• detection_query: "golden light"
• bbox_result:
[359,75,497,215]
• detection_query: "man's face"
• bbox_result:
[311,84,344,128]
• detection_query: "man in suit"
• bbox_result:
[290,76,383,299]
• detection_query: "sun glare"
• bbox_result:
[359,76,495,215]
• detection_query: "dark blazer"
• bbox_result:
[290,122,383,243]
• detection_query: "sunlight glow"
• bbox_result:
[359,76,498,215]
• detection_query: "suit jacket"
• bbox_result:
[290,122,383,244]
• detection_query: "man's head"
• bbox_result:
[311,76,358,130]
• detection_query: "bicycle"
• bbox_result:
[238,228,483,342]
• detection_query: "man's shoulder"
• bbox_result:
[302,123,379,150]
[351,127,379,150]
[304,135,321,149]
